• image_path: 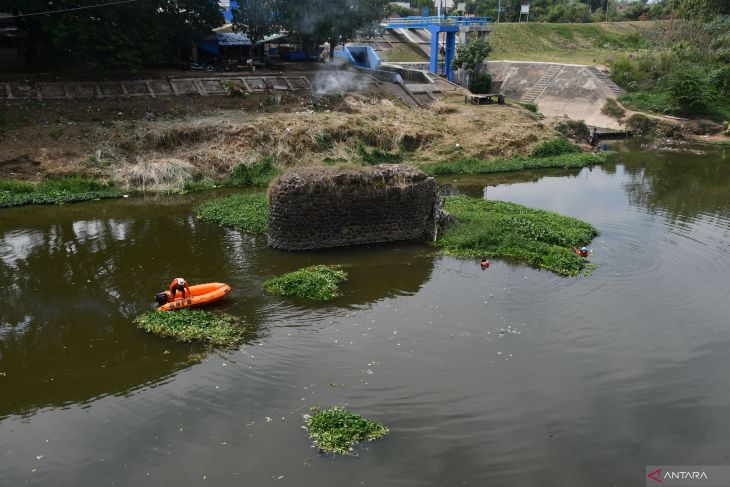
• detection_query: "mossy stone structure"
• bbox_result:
[268,165,438,250]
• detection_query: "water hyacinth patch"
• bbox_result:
[436,195,598,276]
[0,177,124,208]
[196,192,269,234]
[420,152,609,176]
[263,265,348,301]
[305,406,389,455]
[135,309,252,347]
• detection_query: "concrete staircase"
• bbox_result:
[588,66,627,97]
[522,64,563,101]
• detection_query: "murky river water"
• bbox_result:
[1,142,729,486]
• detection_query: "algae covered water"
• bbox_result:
[1,141,729,486]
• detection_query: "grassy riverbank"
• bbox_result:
[421,151,609,176]
[135,309,252,347]
[0,177,124,208]
[306,406,389,455]
[436,196,598,276]
[197,192,269,234]
[264,265,348,301]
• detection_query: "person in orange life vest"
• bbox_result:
[169,278,191,300]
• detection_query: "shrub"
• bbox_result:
[660,63,715,115]
[435,195,598,276]
[609,56,640,92]
[530,137,580,158]
[710,66,730,97]
[469,74,492,94]
[624,114,657,135]
[556,119,589,141]
[305,406,389,455]
[518,101,539,113]
[197,192,269,234]
[263,265,347,301]
[601,98,626,120]
[227,156,281,187]
[135,309,251,347]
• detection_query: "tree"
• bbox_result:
[452,37,492,77]
[4,0,222,71]
[232,0,280,45]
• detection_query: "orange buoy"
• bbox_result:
[481,259,490,269]
[156,282,231,311]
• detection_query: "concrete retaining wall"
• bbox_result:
[268,165,437,250]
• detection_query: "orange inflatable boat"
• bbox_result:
[155,282,231,311]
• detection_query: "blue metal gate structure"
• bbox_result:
[383,16,493,82]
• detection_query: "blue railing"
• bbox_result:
[383,16,493,29]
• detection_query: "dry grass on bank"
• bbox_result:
[1,93,556,190]
[100,94,554,189]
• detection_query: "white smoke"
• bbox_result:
[312,70,373,95]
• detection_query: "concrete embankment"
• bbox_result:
[486,61,626,130]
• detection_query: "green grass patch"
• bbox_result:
[227,156,282,187]
[357,142,403,165]
[305,406,389,455]
[135,309,252,347]
[0,177,124,208]
[421,152,609,176]
[264,265,347,302]
[602,98,626,120]
[435,195,598,276]
[197,192,269,234]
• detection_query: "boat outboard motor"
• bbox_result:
[155,292,169,306]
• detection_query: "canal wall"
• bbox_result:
[267,165,438,250]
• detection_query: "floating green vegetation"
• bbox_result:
[227,156,282,187]
[305,406,389,455]
[135,309,252,347]
[197,192,269,234]
[421,151,609,176]
[0,177,124,208]
[436,195,598,276]
[263,265,348,301]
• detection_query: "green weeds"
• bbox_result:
[305,406,389,455]
[196,192,269,234]
[227,156,282,187]
[263,265,348,301]
[0,177,124,208]
[530,137,580,158]
[135,309,252,347]
[420,152,608,176]
[435,195,598,276]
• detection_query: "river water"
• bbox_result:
[1,142,729,486]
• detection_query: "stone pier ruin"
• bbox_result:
[267,165,439,250]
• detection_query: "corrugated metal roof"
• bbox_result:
[216,32,251,46]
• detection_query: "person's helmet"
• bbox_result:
[581,247,588,253]
[176,278,186,286]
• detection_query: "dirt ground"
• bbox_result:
[0,91,556,187]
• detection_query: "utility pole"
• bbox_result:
[497,0,502,23]
[605,0,609,22]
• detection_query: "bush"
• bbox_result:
[660,63,714,115]
[305,406,389,455]
[609,56,640,92]
[435,195,598,276]
[601,98,626,120]
[530,137,580,158]
[469,74,492,94]
[135,309,251,347]
[197,192,269,234]
[624,114,657,135]
[710,66,730,97]
[227,156,281,187]
[263,265,348,301]
[556,119,589,141]
[357,142,402,165]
